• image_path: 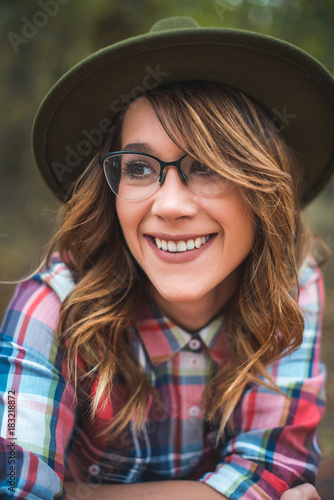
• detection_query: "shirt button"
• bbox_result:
[188,405,200,417]
[190,357,199,367]
[189,339,201,351]
[88,464,100,475]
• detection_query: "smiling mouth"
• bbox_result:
[153,234,214,253]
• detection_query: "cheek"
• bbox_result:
[115,199,145,252]
[217,195,255,254]
[233,211,255,257]
[115,199,133,244]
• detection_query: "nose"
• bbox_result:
[151,165,198,220]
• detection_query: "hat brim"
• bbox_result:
[32,26,334,205]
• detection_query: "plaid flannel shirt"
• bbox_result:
[0,253,326,499]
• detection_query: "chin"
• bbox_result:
[152,284,211,305]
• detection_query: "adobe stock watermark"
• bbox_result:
[271,106,296,132]
[0,234,8,246]
[7,0,71,54]
[313,234,334,263]
[67,482,100,500]
[326,234,334,251]
[213,0,243,21]
[51,64,170,184]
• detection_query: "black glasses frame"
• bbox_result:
[99,151,190,186]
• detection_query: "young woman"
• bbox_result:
[1,16,334,500]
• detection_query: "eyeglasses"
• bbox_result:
[99,151,235,200]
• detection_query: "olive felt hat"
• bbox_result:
[32,16,334,205]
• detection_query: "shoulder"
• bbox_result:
[298,255,323,287]
[298,256,325,312]
[33,251,77,303]
[270,257,326,378]
[0,252,76,362]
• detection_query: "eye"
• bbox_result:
[122,161,155,179]
[190,161,219,177]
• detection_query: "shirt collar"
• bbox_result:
[34,252,76,302]
[133,300,227,366]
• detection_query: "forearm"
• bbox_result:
[65,481,320,500]
[64,480,227,500]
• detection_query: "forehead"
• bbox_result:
[120,97,186,156]
[121,97,158,144]
[122,97,154,125]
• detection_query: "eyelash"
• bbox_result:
[122,161,155,179]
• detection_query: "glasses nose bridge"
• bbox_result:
[159,155,187,185]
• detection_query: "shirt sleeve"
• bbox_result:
[199,260,326,499]
[0,277,77,499]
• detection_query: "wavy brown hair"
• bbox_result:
[44,82,322,441]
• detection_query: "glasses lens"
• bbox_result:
[180,156,235,195]
[103,153,160,199]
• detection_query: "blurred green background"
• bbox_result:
[1,0,333,472]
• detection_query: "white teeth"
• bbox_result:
[177,241,187,252]
[194,237,202,249]
[154,235,211,253]
[167,241,177,252]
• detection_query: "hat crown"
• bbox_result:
[33,15,334,204]
[149,16,199,33]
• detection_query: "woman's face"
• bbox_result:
[116,97,255,321]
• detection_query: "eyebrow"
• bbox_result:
[122,143,153,154]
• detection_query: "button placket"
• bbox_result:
[178,349,206,475]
